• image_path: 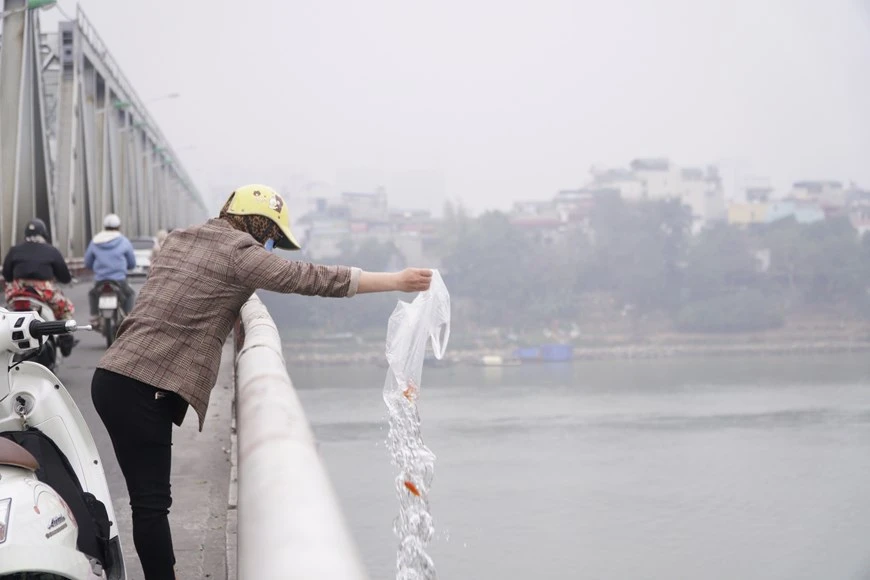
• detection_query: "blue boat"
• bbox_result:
[540,343,573,362]
[513,347,540,362]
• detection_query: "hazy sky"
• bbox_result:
[43,0,870,214]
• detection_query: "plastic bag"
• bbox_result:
[384,270,450,396]
[382,270,450,580]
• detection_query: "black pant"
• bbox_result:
[91,368,180,580]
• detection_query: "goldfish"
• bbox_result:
[402,379,418,402]
[404,480,421,497]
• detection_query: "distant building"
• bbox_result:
[763,201,795,224]
[296,201,352,259]
[789,180,844,201]
[681,165,727,232]
[728,202,769,226]
[588,168,643,201]
[585,159,726,234]
[722,177,857,228]
[509,200,566,245]
[507,188,602,245]
[629,158,674,200]
[788,203,826,224]
[786,180,846,217]
[389,208,441,266]
[342,188,389,223]
[295,188,441,266]
[553,189,598,224]
[744,178,774,203]
[845,184,870,206]
[727,200,825,227]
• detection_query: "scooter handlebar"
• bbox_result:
[29,320,86,338]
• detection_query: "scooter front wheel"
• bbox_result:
[103,316,115,348]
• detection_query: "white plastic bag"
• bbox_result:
[384,270,450,394]
[382,270,450,580]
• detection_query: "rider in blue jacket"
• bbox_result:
[85,214,137,326]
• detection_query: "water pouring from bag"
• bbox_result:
[382,270,450,580]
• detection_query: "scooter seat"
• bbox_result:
[0,437,40,471]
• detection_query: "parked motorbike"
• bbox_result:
[95,281,126,348]
[0,307,126,579]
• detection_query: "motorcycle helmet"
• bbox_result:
[103,213,121,229]
[24,218,49,241]
[221,184,301,249]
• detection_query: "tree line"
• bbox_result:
[264,197,870,335]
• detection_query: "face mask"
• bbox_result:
[264,238,276,252]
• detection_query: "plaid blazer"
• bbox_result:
[98,218,360,430]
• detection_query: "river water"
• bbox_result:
[290,354,870,580]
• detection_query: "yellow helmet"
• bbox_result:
[224,184,301,250]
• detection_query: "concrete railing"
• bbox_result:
[233,294,369,580]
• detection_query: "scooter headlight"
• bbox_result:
[0,497,10,544]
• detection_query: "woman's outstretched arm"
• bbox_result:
[357,268,433,294]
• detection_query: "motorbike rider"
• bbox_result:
[1,218,76,356]
[91,184,432,580]
[85,213,137,328]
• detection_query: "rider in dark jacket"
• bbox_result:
[2,218,76,355]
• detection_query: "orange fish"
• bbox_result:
[404,480,421,497]
[402,380,418,402]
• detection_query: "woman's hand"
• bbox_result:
[396,268,433,293]
[357,268,433,294]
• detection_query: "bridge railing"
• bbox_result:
[66,257,87,279]
[232,293,369,579]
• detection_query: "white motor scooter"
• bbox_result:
[5,294,62,371]
[0,307,126,579]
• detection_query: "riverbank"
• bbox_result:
[277,311,870,366]
[280,334,870,367]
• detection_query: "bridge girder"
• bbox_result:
[1,1,207,258]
